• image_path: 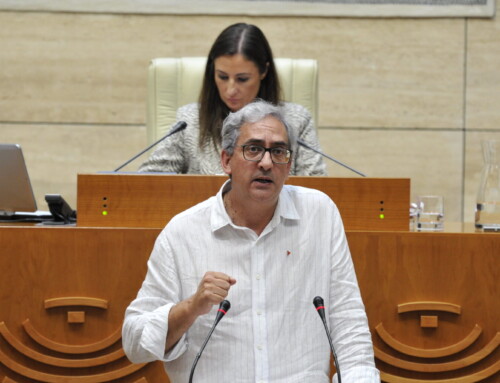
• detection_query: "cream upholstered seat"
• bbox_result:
[146,57,318,144]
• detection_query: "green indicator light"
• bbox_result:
[379,214,385,219]
[102,211,108,216]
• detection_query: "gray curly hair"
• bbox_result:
[221,100,296,155]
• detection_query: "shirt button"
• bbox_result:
[256,310,262,315]
[257,345,263,350]
[256,274,261,280]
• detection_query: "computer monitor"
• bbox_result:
[0,144,38,215]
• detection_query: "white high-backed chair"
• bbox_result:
[146,57,318,144]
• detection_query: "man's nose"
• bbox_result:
[258,150,273,170]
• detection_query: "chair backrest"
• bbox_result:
[146,57,319,144]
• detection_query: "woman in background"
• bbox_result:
[139,22,326,176]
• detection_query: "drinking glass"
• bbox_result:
[416,195,444,231]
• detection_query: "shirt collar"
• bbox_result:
[211,180,300,233]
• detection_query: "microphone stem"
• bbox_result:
[320,316,342,383]
[188,300,230,383]
[298,139,367,177]
[114,121,186,172]
[188,320,217,383]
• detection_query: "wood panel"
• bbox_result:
[0,227,497,382]
[76,174,410,231]
[0,226,165,383]
[348,231,500,382]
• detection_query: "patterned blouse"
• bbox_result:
[139,102,327,176]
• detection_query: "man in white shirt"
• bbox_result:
[122,100,380,382]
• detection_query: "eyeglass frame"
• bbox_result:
[239,144,293,164]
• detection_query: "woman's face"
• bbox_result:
[214,53,267,112]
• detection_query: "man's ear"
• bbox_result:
[221,149,233,176]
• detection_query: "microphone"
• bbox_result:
[298,139,367,177]
[189,300,231,383]
[113,121,187,172]
[313,296,342,383]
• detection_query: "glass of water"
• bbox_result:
[416,195,444,231]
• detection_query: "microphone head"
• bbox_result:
[313,296,324,309]
[219,300,231,313]
[172,121,187,133]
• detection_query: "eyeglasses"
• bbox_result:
[240,144,292,164]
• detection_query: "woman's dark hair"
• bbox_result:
[198,23,282,149]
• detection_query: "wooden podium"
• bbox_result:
[1,174,498,382]
[76,174,411,231]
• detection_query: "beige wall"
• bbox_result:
[1,6,500,223]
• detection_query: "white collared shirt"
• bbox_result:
[123,181,380,383]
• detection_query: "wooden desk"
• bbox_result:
[0,226,498,382]
[77,174,411,231]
